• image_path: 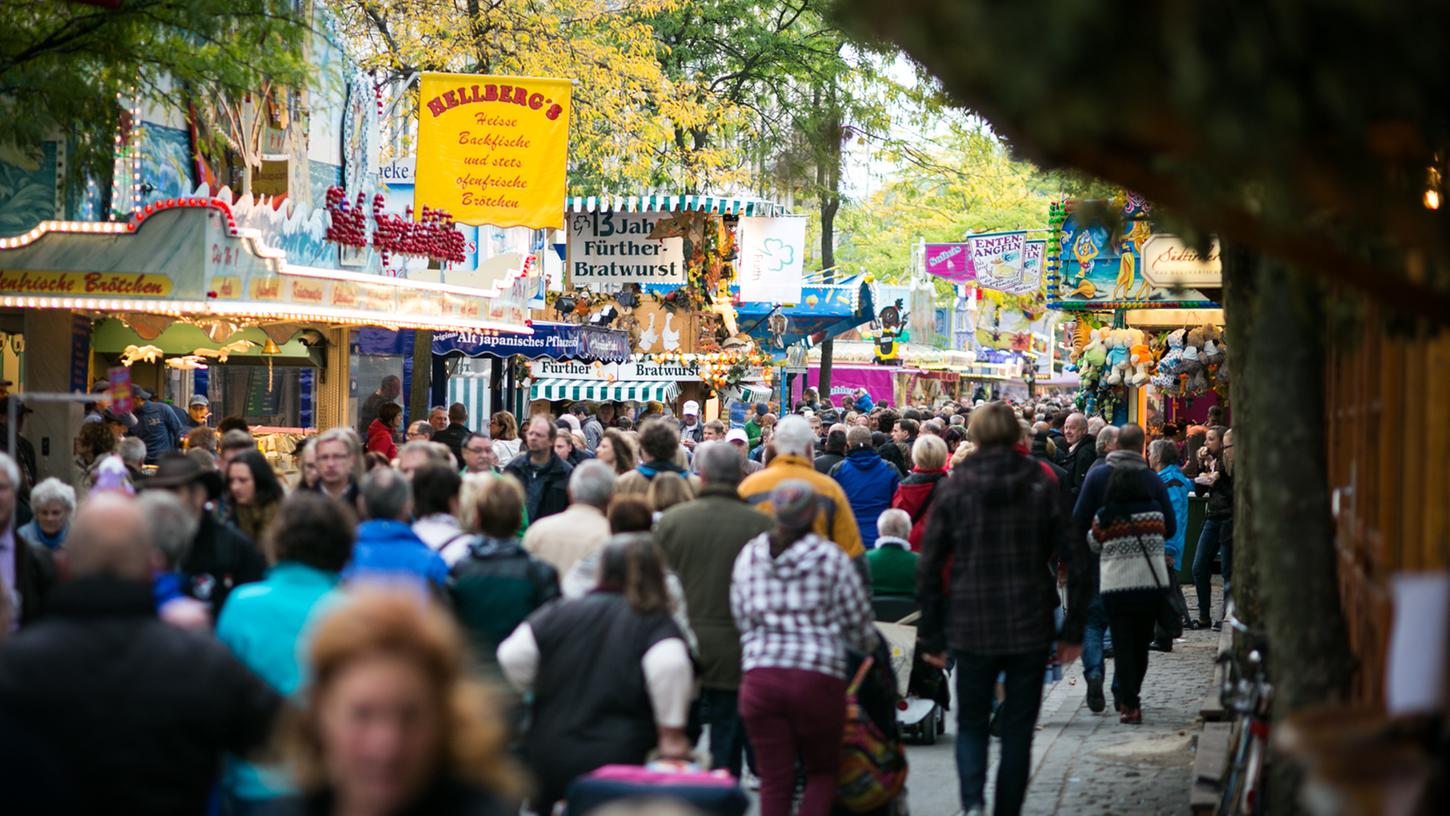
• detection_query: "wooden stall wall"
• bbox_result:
[1327,311,1450,705]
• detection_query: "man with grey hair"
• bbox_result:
[523,459,616,577]
[656,441,773,778]
[137,490,209,631]
[1061,412,1096,498]
[0,492,281,814]
[1089,424,1120,479]
[345,466,447,589]
[118,436,147,478]
[738,415,864,558]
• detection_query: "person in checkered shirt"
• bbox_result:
[731,480,878,816]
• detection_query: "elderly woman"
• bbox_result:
[731,480,878,816]
[891,434,950,551]
[19,478,76,550]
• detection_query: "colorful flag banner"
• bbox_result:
[924,242,971,282]
[414,72,572,229]
[968,231,1027,292]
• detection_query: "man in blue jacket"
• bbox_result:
[345,466,448,590]
[132,387,183,464]
[829,425,901,550]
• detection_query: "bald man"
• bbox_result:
[0,494,280,814]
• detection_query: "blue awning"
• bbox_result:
[736,280,876,354]
[431,322,630,362]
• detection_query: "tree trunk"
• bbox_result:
[815,96,842,409]
[1221,247,1261,629]
[1238,256,1355,812]
[410,329,433,427]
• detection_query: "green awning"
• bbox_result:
[726,382,774,405]
[566,195,786,217]
[530,378,680,403]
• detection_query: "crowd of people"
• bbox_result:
[0,378,1233,816]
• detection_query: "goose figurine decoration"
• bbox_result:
[639,311,659,350]
[661,311,681,351]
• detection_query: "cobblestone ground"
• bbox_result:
[901,578,1224,816]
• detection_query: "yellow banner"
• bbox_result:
[415,72,571,230]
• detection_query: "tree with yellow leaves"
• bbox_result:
[328,0,737,191]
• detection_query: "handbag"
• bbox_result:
[837,656,909,813]
[1134,532,1184,640]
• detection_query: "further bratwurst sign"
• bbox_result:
[414,72,572,230]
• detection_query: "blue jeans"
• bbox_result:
[1192,518,1233,621]
[1081,593,1113,681]
[954,649,1048,816]
[695,688,750,778]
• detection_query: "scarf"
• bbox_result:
[1105,449,1149,470]
[636,459,686,479]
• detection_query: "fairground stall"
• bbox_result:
[922,228,1061,405]
[1047,195,1224,431]
[735,275,876,408]
[524,195,801,422]
[0,19,541,483]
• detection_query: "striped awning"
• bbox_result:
[726,382,774,405]
[530,378,680,404]
[566,195,786,218]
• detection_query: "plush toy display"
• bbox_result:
[1129,336,1153,386]
[1104,328,1133,385]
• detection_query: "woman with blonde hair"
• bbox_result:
[891,434,950,551]
[646,470,693,517]
[488,411,521,462]
[593,428,637,476]
[270,589,522,815]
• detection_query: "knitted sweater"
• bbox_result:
[1088,509,1169,594]
[1086,454,1170,594]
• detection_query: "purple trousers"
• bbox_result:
[739,668,846,816]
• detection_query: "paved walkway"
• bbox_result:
[902,580,1223,815]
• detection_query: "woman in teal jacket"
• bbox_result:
[1151,438,1192,643]
[216,492,354,809]
[1150,439,1191,566]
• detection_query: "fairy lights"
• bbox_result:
[0,198,531,335]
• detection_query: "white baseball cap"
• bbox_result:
[725,428,749,444]
[682,400,700,416]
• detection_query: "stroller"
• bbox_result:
[872,597,950,745]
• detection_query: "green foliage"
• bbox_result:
[833,125,1055,284]
[832,0,1450,320]
[0,0,312,195]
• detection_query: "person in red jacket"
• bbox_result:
[891,434,950,551]
[366,402,402,461]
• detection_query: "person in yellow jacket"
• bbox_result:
[738,415,864,560]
